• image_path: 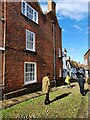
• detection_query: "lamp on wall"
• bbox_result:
[43,63,46,67]
[1,17,5,22]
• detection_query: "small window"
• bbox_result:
[24,62,37,85]
[58,48,61,58]
[26,29,35,52]
[59,68,62,77]
[85,59,88,65]
[89,56,90,63]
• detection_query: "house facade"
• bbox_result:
[0,0,63,98]
[84,49,90,78]
[66,59,78,79]
[62,49,85,79]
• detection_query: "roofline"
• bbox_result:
[84,49,90,56]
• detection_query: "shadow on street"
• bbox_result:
[50,92,72,103]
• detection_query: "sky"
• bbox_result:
[38,0,89,64]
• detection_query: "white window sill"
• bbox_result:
[23,81,37,86]
[24,49,37,53]
[0,47,5,51]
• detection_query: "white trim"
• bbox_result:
[24,62,37,85]
[21,0,26,15]
[59,68,62,77]
[0,47,5,51]
[58,48,61,58]
[21,0,38,24]
[26,29,35,52]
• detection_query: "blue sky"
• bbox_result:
[38,0,89,64]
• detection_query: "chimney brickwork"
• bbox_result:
[48,0,56,14]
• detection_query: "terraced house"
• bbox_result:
[84,49,90,78]
[0,0,63,99]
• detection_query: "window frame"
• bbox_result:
[21,0,26,15]
[58,48,61,58]
[21,0,38,24]
[59,68,62,77]
[26,29,35,52]
[89,56,90,63]
[24,62,37,85]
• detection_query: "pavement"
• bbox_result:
[0,85,62,109]
[0,82,89,110]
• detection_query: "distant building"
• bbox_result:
[84,49,90,78]
[0,0,63,98]
[62,48,67,78]
[63,49,85,79]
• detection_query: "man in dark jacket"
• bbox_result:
[77,72,86,96]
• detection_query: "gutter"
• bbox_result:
[1,1,6,87]
[3,1,6,87]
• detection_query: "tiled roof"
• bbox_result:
[66,59,84,68]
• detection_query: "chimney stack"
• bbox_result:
[47,0,56,14]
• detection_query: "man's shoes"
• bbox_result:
[82,92,86,96]
[48,100,51,103]
[44,100,50,105]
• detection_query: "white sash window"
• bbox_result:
[26,29,35,52]
[21,0,38,24]
[24,62,37,84]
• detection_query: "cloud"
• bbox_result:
[54,0,90,3]
[56,2,88,21]
[62,29,66,32]
[39,0,88,21]
[73,25,82,30]
[57,15,64,20]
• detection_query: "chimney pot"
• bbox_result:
[47,0,56,14]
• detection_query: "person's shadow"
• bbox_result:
[50,92,72,103]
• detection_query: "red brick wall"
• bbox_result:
[84,50,90,70]
[5,1,62,93]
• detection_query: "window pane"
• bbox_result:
[29,73,32,81]
[25,73,29,82]
[32,73,34,80]
[34,12,37,22]
[26,30,34,50]
[27,42,33,50]
[22,2,25,15]
[25,63,35,83]
[27,5,33,20]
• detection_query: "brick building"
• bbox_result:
[0,0,63,98]
[84,49,90,78]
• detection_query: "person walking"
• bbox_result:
[42,72,51,105]
[77,72,86,96]
[65,72,71,88]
